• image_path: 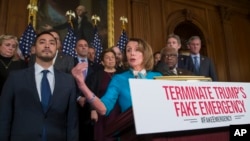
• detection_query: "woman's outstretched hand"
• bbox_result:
[71,62,88,84]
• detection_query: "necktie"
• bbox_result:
[193,56,199,74]
[41,70,51,141]
[41,70,51,113]
[81,59,87,78]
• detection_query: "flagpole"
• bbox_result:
[116,16,128,53]
[107,0,114,48]
[27,0,38,30]
[91,15,103,63]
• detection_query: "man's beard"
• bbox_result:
[37,55,54,62]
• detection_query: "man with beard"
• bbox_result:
[0,31,78,141]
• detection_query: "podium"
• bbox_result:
[105,78,250,141]
[105,108,230,141]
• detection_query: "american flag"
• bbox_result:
[91,26,103,63]
[116,29,128,53]
[19,23,37,59]
[62,27,77,58]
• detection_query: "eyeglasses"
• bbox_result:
[164,54,177,58]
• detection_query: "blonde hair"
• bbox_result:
[0,34,19,60]
[0,34,19,47]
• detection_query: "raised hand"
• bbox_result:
[71,62,88,84]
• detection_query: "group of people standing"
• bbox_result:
[0,29,139,141]
[0,5,217,141]
[154,34,217,81]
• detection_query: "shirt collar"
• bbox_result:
[191,54,200,58]
[34,63,54,75]
[78,57,88,63]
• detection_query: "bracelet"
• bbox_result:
[87,94,96,103]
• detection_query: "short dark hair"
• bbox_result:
[100,48,116,62]
[76,38,89,47]
[34,31,56,44]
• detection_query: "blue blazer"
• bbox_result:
[101,70,162,115]
[0,67,78,141]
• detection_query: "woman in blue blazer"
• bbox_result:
[72,38,162,116]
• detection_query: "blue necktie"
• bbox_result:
[193,56,199,74]
[41,70,51,113]
[41,70,51,141]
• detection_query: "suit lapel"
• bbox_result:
[47,69,60,111]
[54,52,64,68]
[26,67,43,111]
[54,53,60,67]
[199,56,206,75]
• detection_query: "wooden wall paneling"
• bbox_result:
[206,8,229,81]
[130,0,151,44]
[219,7,241,82]
[5,0,29,37]
[231,14,250,81]
[0,0,9,34]
[148,0,165,53]
[164,0,210,48]
[114,0,129,46]
[164,2,215,65]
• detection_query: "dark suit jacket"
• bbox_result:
[176,68,194,75]
[29,51,74,74]
[153,61,193,76]
[187,55,217,81]
[0,67,78,141]
[178,54,188,69]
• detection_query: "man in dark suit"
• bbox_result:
[29,30,74,74]
[186,36,217,81]
[154,47,193,75]
[74,38,100,141]
[0,31,78,141]
[43,5,94,43]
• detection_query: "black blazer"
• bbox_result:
[177,54,188,69]
[153,61,193,76]
[0,67,78,141]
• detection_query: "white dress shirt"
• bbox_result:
[35,63,55,101]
